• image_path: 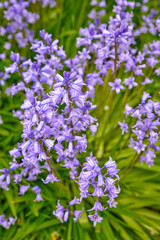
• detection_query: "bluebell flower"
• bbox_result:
[108,79,125,94]
[73,210,83,222]
[53,201,65,223]
[88,212,103,226]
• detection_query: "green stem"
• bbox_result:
[96,91,114,155]
[96,71,110,118]
[114,39,118,81]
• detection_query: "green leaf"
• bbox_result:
[101,216,115,240]
[0,128,9,136]
[3,190,16,217]
[67,217,72,240]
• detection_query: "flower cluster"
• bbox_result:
[3,0,160,230]
[119,92,160,166]
[134,0,158,37]
[0,26,120,226]
[0,215,17,229]
[0,0,38,49]
[5,29,65,95]
[0,0,56,63]
[64,0,160,102]
[64,0,147,99]
[53,155,120,226]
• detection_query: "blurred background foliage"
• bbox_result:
[0,0,160,239]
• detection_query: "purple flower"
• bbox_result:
[124,77,137,89]
[69,197,80,206]
[44,139,54,150]
[88,212,103,226]
[19,185,30,195]
[118,120,129,134]
[123,93,160,165]
[140,150,155,166]
[104,157,116,169]
[92,186,105,197]
[32,186,43,202]
[0,168,11,190]
[73,210,83,222]
[107,198,118,208]
[42,174,59,184]
[88,201,105,211]
[0,115,3,124]
[108,79,125,94]
[53,201,65,223]
[0,215,17,229]
[141,78,153,85]
[64,210,69,222]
